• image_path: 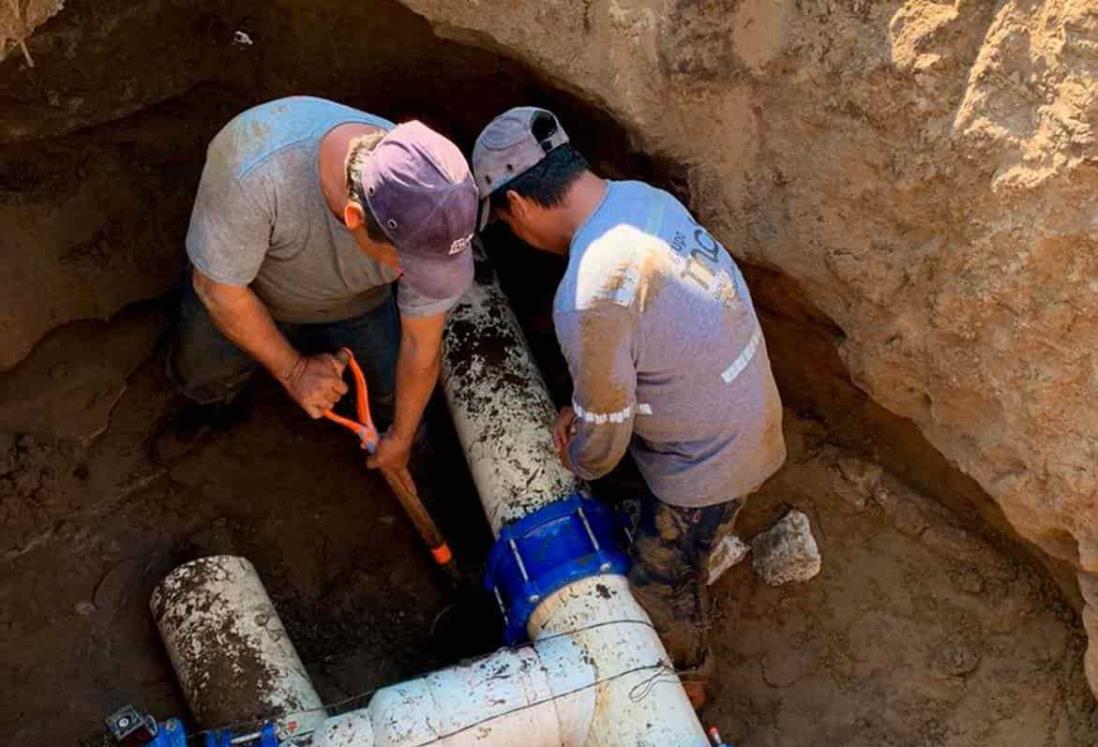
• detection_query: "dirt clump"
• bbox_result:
[749,510,821,587]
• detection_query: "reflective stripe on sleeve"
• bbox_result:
[721,326,763,384]
[573,402,635,425]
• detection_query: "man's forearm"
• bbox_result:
[391,341,440,442]
[194,272,300,383]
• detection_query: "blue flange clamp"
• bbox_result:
[484,494,631,644]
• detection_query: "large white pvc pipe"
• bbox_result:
[439,259,579,532]
[150,555,326,742]
[311,255,707,746]
[528,575,702,746]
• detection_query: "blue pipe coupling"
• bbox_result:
[484,494,632,644]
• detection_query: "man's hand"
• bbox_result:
[281,353,349,418]
[367,428,414,491]
[553,406,577,471]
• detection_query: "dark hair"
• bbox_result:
[489,143,590,216]
[345,130,392,243]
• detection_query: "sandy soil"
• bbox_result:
[711,419,1098,745]
[0,302,1094,746]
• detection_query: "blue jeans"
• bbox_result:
[169,279,399,428]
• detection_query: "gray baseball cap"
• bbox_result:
[471,107,570,230]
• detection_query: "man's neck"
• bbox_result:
[555,172,608,254]
[318,122,381,217]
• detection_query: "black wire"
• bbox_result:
[407,662,677,747]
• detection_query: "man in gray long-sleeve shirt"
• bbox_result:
[472,107,786,707]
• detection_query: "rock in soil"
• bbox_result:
[751,510,821,586]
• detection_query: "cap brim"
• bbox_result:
[399,243,475,307]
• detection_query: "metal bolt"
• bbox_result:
[509,539,530,581]
[577,507,601,551]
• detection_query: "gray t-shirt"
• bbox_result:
[554,181,786,507]
[186,96,472,322]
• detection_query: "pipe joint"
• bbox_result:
[485,494,631,643]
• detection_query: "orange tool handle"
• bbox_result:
[380,469,456,570]
[323,349,378,452]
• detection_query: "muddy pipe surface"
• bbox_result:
[441,252,580,532]
[150,555,325,741]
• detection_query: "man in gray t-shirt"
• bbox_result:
[168,96,477,487]
[473,108,786,708]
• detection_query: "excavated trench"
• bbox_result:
[1,1,1096,744]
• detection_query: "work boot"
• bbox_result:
[150,395,251,464]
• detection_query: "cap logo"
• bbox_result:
[449,234,473,255]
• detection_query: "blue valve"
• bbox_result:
[105,705,280,747]
[205,723,279,747]
[147,719,187,747]
[484,493,631,643]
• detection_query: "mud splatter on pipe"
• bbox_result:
[150,555,325,741]
[440,255,580,532]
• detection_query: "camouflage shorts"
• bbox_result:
[628,494,741,676]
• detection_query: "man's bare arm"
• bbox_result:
[192,267,347,417]
[366,310,445,483]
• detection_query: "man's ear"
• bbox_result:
[505,189,527,219]
[344,201,365,231]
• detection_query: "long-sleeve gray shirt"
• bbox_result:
[553,180,786,507]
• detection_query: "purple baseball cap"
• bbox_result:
[359,121,477,298]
